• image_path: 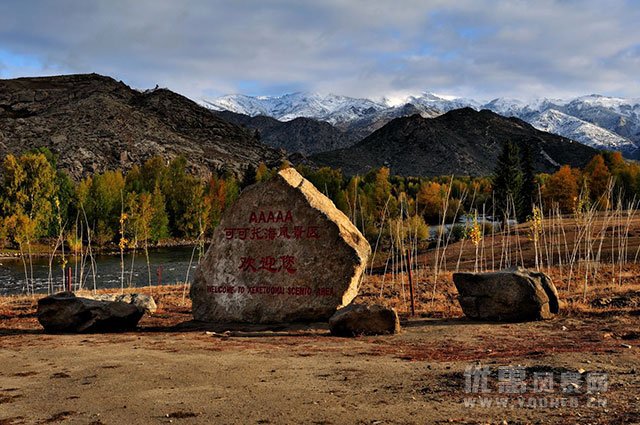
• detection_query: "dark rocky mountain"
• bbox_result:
[334,103,441,142]
[310,108,600,177]
[213,110,356,155]
[0,73,283,179]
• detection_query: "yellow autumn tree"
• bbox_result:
[417,181,444,223]
[583,154,611,208]
[542,165,579,213]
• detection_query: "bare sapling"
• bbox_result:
[80,204,98,293]
[119,191,127,294]
[511,196,525,268]
[369,195,392,277]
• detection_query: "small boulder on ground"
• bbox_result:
[37,292,144,333]
[329,303,400,337]
[452,268,560,322]
[85,293,157,314]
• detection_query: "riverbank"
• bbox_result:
[0,246,199,296]
[0,238,208,261]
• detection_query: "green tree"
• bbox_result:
[241,164,257,189]
[162,156,191,236]
[206,174,227,231]
[85,170,125,245]
[177,180,209,238]
[519,144,536,221]
[0,152,57,237]
[127,191,155,286]
[141,156,168,191]
[255,162,271,182]
[0,152,57,293]
[492,141,523,221]
[149,184,169,242]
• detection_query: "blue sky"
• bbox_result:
[1,0,639,101]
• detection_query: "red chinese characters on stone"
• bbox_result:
[306,226,320,239]
[259,256,279,273]
[238,256,258,272]
[223,225,320,240]
[280,255,297,274]
[222,210,321,241]
[237,228,249,240]
[239,255,297,274]
[278,227,291,239]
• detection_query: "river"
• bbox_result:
[0,246,200,296]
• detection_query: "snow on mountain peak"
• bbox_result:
[204,90,640,157]
[570,94,640,111]
[204,91,387,124]
[530,109,637,153]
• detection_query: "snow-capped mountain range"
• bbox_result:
[203,92,387,124]
[203,92,640,157]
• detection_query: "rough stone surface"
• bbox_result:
[190,168,371,323]
[0,74,283,179]
[37,292,144,333]
[452,268,560,321]
[85,293,157,314]
[329,304,401,336]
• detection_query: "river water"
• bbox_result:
[0,247,199,296]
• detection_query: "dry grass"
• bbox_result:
[3,244,640,328]
[360,264,640,319]
[361,208,640,317]
[3,209,640,326]
[2,267,637,333]
[411,212,640,272]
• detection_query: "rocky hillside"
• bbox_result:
[310,108,599,177]
[213,110,356,155]
[0,74,283,179]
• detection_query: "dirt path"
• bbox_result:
[1,313,639,424]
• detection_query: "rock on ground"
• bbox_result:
[329,304,400,336]
[37,292,144,333]
[85,293,157,314]
[452,268,560,321]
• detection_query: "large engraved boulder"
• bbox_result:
[190,168,371,323]
[452,268,560,321]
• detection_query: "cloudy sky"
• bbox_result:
[1,0,639,102]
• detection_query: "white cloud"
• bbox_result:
[0,0,638,100]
